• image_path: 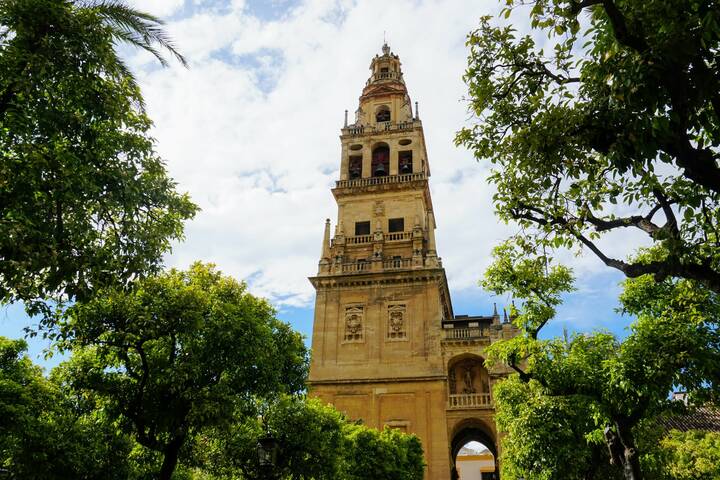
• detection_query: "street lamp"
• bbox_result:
[257,435,279,477]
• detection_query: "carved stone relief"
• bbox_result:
[344,305,364,342]
[387,304,407,340]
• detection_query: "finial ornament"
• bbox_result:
[382,42,390,55]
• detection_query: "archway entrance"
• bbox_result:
[450,420,498,480]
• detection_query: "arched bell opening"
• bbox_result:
[399,150,413,174]
[375,105,391,123]
[348,155,362,179]
[450,420,498,480]
[371,143,390,177]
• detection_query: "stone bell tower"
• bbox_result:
[309,44,518,480]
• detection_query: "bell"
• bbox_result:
[374,162,387,176]
[400,161,412,174]
[350,166,361,179]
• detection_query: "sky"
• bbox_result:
[0,0,650,368]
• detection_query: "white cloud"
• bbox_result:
[125,0,646,310]
[139,0,187,17]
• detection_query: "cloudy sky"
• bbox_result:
[1,0,647,366]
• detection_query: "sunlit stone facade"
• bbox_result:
[308,44,519,480]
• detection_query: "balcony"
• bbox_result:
[335,258,414,275]
[369,71,402,82]
[447,393,493,410]
[442,327,489,341]
[341,120,418,137]
[335,172,426,189]
[331,231,413,247]
[383,258,413,270]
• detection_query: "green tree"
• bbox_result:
[456,0,720,292]
[0,336,134,479]
[0,0,197,315]
[202,395,425,480]
[344,424,425,480]
[57,263,309,480]
[659,430,720,479]
[203,396,348,480]
[483,246,720,480]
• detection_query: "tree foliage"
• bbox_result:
[456,0,720,292]
[0,336,134,479]
[658,430,720,479]
[56,263,309,480]
[203,395,425,480]
[0,0,197,314]
[483,245,720,480]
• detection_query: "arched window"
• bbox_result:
[371,144,389,177]
[376,106,390,123]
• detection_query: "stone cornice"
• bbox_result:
[308,374,447,386]
[309,267,448,289]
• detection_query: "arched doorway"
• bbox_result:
[450,420,498,480]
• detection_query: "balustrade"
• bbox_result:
[386,231,412,241]
[383,258,412,270]
[346,234,373,245]
[341,120,417,138]
[341,262,369,273]
[447,393,492,409]
[442,327,487,340]
[336,172,426,189]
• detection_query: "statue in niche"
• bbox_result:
[463,366,476,394]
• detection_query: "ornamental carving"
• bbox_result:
[373,201,385,217]
[344,306,364,342]
[387,304,407,340]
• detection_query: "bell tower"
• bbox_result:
[309,44,518,480]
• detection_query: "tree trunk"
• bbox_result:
[615,421,642,480]
[158,434,185,480]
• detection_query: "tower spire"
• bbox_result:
[321,218,331,260]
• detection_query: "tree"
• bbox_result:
[203,396,349,480]
[57,263,309,480]
[456,0,720,292]
[483,245,720,480]
[344,424,425,480]
[202,395,425,480]
[0,336,134,479]
[657,430,720,479]
[0,0,197,315]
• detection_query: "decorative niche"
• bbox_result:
[386,303,408,341]
[343,305,364,342]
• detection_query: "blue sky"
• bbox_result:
[1,0,643,370]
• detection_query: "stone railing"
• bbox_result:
[371,71,402,81]
[383,258,413,270]
[442,327,487,341]
[341,120,417,137]
[341,262,370,273]
[335,258,413,274]
[336,172,426,189]
[346,234,373,245]
[447,393,493,409]
[386,231,413,241]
